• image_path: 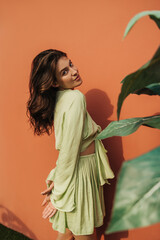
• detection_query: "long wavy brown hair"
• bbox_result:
[26,49,67,136]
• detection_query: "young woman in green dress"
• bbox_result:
[26,49,114,240]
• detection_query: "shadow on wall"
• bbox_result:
[85,89,128,240]
[0,205,38,240]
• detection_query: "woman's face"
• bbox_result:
[54,56,82,90]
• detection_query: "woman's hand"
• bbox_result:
[41,180,54,195]
[41,180,54,207]
[41,180,57,219]
[42,200,57,219]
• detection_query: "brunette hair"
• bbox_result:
[26,49,67,136]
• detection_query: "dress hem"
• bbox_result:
[51,221,104,236]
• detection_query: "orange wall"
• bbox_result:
[1,1,160,240]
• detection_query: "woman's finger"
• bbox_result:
[41,188,51,195]
[42,204,54,218]
[46,180,53,185]
[41,198,47,207]
[49,200,57,210]
[42,203,51,216]
[42,206,57,219]
[48,181,54,189]
[47,209,57,218]
[42,201,57,218]
[41,182,54,195]
[42,207,51,219]
[41,195,50,206]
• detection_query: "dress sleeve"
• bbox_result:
[45,167,56,186]
[49,92,86,212]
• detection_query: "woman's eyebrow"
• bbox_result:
[59,59,71,75]
[60,66,68,75]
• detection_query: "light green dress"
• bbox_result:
[45,89,114,235]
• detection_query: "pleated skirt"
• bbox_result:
[48,152,106,235]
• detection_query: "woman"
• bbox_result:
[26,49,114,240]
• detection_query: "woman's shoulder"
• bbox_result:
[56,89,86,112]
[60,89,85,102]
[65,89,84,97]
[65,89,85,108]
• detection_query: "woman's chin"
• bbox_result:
[76,79,83,87]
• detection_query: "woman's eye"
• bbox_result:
[62,69,68,76]
[70,61,73,67]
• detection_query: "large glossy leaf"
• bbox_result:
[106,146,160,234]
[117,46,160,120]
[96,115,160,140]
[135,83,160,96]
[123,10,160,39]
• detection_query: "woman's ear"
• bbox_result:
[52,82,59,88]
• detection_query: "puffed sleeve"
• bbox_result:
[49,91,86,212]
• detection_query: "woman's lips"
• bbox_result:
[73,75,81,81]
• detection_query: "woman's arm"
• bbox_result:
[50,91,86,212]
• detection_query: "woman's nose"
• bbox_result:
[70,67,78,76]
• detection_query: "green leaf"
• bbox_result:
[0,223,32,240]
[134,83,160,96]
[96,115,160,140]
[123,10,160,39]
[150,14,160,28]
[117,46,160,120]
[106,146,160,234]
